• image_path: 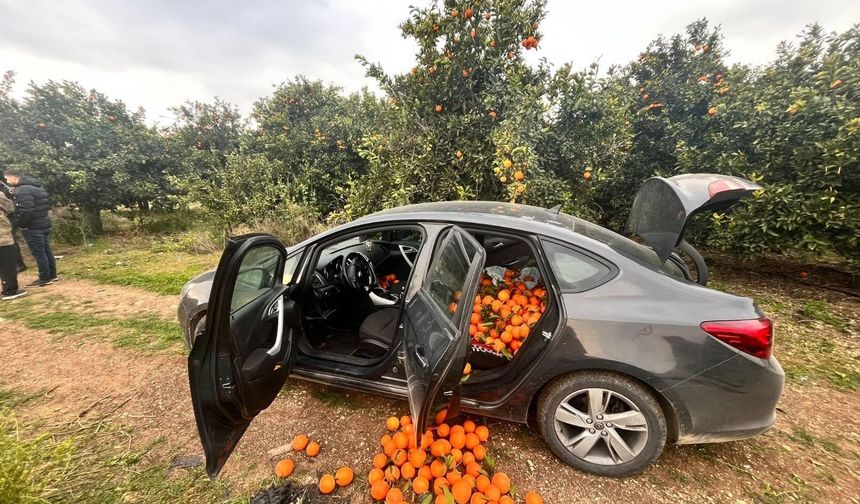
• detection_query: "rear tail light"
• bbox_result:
[700,318,773,359]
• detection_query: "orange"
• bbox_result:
[435,104,443,113]
[452,479,473,504]
[380,434,392,447]
[491,473,511,494]
[431,439,452,457]
[430,459,447,478]
[482,295,494,305]
[513,170,524,181]
[451,448,463,463]
[409,448,427,468]
[421,431,435,450]
[274,459,294,478]
[465,433,480,450]
[393,432,409,449]
[511,314,524,327]
[384,465,400,482]
[475,425,490,442]
[386,416,400,431]
[463,420,477,433]
[446,469,463,484]
[433,477,450,496]
[462,451,476,466]
[520,325,530,338]
[471,493,489,504]
[400,461,416,479]
[436,423,450,438]
[476,474,491,493]
[418,464,433,481]
[335,466,354,486]
[484,484,501,502]
[462,474,476,489]
[502,159,513,169]
[318,474,335,494]
[525,491,544,504]
[413,476,430,494]
[385,488,403,504]
[465,461,482,478]
[472,444,487,461]
[470,313,481,325]
[499,496,515,504]
[401,415,412,426]
[391,448,407,466]
[368,468,385,484]
[463,362,472,375]
[435,408,448,425]
[291,434,309,451]
[450,430,467,450]
[497,289,511,302]
[373,453,388,469]
[305,441,320,457]
[382,439,397,456]
[436,495,448,504]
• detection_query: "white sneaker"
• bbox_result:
[1,290,28,300]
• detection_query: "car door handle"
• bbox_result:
[266,296,285,357]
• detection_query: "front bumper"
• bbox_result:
[666,353,784,444]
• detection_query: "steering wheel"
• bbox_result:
[343,252,376,292]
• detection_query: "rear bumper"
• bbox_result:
[665,353,784,444]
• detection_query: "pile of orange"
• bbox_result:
[367,412,543,504]
[378,273,400,290]
[467,269,548,359]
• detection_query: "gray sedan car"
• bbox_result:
[181,174,783,478]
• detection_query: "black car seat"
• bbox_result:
[356,308,400,356]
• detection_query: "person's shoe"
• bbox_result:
[49,276,60,283]
[25,279,52,287]
[1,290,28,300]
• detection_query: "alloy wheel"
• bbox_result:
[553,387,649,465]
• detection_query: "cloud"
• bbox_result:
[1,0,856,123]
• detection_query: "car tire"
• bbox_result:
[537,371,666,477]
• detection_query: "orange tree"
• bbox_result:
[707,25,860,269]
[339,0,557,219]
[0,74,177,232]
[247,77,385,216]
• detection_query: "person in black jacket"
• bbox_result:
[0,178,27,273]
[3,170,57,286]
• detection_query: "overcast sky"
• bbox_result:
[2,0,857,124]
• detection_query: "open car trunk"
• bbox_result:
[627,174,761,263]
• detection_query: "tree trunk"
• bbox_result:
[82,207,103,236]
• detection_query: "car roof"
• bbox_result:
[359,201,579,236]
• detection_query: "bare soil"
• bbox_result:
[1,275,858,503]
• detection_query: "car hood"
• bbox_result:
[179,268,216,318]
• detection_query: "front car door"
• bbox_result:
[402,226,486,436]
[188,233,303,477]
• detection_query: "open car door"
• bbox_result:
[627,173,761,263]
[188,234,302,478]
[402,226,486,437]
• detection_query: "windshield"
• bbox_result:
[569,217,685,279]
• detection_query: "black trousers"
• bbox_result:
[0,244,19,295]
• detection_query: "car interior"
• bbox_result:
[297,224,553,374]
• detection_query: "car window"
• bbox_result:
[283,252,301,284]
[425,230,479,324]
[570,218,685,279]
[542,240,614,292]
[230,245,281,314]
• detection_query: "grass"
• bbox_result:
[55,237,218,296]
[0,296,183,353]
[0,385,238,504]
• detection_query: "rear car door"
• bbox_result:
[188,233,303,477]
[402,226,486,436]
[627,174,761,262]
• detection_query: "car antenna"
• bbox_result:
[547,204,562,214]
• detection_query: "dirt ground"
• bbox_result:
[1,271,858,503]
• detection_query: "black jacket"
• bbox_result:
[14,176,51,230]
